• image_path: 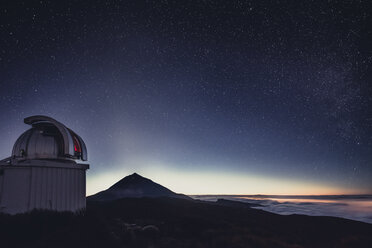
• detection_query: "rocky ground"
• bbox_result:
[0,197,371,248]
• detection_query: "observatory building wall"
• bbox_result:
[0,161,88,214]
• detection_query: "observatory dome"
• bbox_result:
[11,115,87,161]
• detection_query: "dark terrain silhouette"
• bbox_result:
[88,173,191,201]
[0,173,371,248]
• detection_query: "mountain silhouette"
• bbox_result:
[87,173,191,201]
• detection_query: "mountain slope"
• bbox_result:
[87,173,191,201]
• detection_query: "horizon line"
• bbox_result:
[188,194,372,197]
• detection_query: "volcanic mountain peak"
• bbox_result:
[88,173,191,201]
[109,173,153,188]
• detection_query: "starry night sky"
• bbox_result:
[1,0,371,195]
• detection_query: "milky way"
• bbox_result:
[0,0,371,194]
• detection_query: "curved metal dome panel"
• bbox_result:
[11,115,87,161]
[12,129,31,158]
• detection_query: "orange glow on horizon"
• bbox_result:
[86,164,369,196]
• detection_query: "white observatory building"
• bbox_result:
[0,115,89,214]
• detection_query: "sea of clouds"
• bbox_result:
[193,195,372,224]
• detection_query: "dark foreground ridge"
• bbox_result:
[1,174,371,248]
[87,173,191,201]
[1,198,372,248]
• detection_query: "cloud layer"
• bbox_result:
[195,195,372,224]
